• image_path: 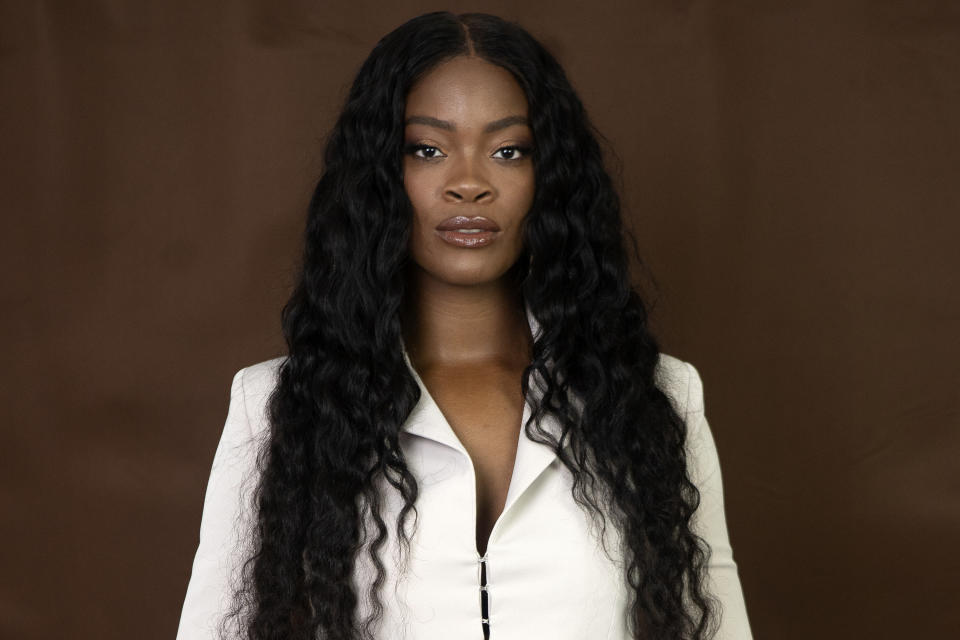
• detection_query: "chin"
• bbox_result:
[439,268,506,287]
[420,260,515,287]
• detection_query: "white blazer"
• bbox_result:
[176,310,753,640]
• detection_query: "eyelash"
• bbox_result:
[403,143,533,161]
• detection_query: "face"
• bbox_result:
[402,55,535,287]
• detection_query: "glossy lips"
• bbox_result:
[435,216,500,248]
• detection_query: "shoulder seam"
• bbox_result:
[683,361,696,422]
[237,367,254,439]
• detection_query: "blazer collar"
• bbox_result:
[399,300,564,514]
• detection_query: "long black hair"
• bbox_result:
[225,11,717,640]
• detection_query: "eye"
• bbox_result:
[404,143,446,160]
[492,145,532,161]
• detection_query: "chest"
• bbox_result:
[360,431,630,640]
[417,362,527,554]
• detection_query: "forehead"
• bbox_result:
[404,56,529,123]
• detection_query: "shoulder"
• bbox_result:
[231,355,287,436]
[236,355,286,395]
[655,354,720,490]
[654,352,704,417]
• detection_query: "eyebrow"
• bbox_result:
[404,115,529,134]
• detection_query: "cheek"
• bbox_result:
[403,163,432,207]
[511,170,536,213]
[403,171,434,244]
[510,164,535,195]
[523,177,535,207]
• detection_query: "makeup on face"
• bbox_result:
[435,215,501,248]
[402,56,535,285]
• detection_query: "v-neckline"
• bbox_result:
[399,333,568,555]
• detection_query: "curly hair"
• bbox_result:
[224,11,718,640]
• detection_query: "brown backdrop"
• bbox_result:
[3,1,958,638]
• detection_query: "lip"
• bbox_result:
[435,216,500,232]
[434,216,501,248]
[436,229,499,247]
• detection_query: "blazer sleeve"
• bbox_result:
[683,361,754,640]
[176,368,260,640]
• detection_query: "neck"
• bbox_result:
[401,266,532,369]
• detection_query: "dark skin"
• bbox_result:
[399,55,536,556]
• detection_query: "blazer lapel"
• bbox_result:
[399,300,566,511]
[400,347,471,454]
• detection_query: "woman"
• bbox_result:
[176,11,752,640]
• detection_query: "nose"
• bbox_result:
[444,157,494,203]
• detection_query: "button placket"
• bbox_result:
[478,553,490,638]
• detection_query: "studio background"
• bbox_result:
[2,1,958,638]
